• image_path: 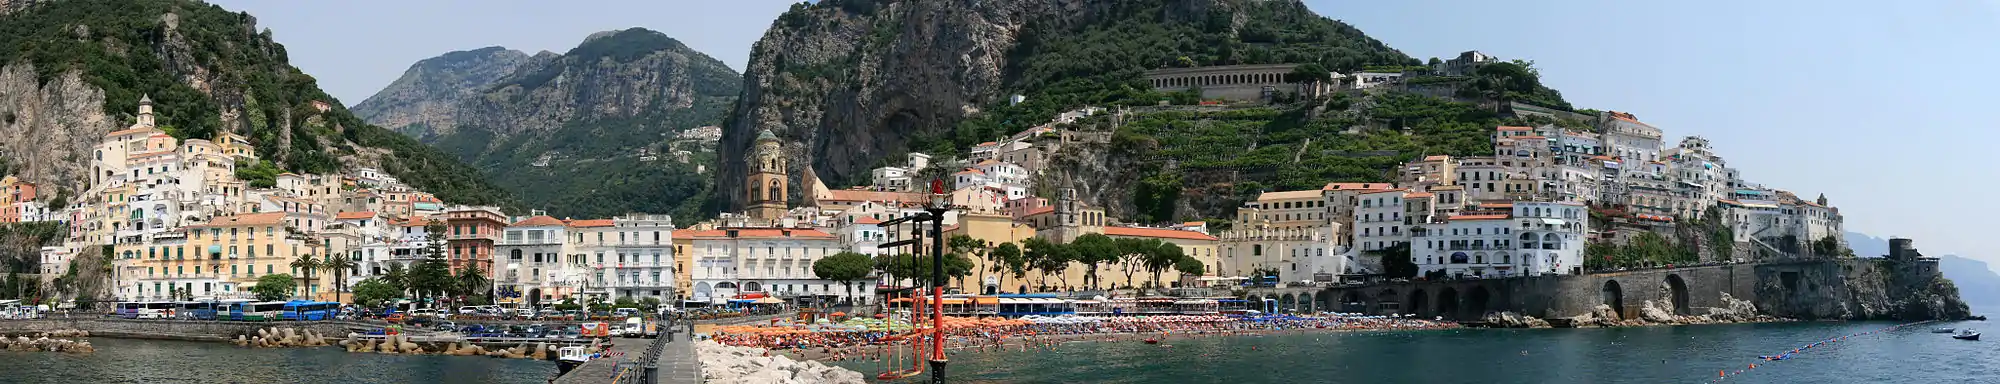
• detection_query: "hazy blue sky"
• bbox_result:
[211,0,1999,264]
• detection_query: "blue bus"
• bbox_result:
[114,302,140,318]
[282,301,338,321]
[176,301,218,320]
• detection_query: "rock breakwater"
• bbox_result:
[0,335,94,353]
[695,340,864,384]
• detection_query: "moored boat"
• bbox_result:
[1932,327,1955,333]
[556,346,591,374]
[1952,329,1980,341]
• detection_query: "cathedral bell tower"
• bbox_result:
[746,128,789,220]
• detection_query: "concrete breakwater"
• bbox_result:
[336,333,570,360]
[230,327,336,348]
[695,340,864,384]
[0,333,95,353]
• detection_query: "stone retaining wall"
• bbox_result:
[0,318,361,342]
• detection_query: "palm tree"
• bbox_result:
[321,254,359,304]
[456,265,489,305]
[290,254,321,300]
[382,263,408,296]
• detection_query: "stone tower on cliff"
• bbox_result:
[745,129,788,220]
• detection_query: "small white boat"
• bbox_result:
[1952,329,1980,341]
[1932,327,1956,333]
[556,346,591,374]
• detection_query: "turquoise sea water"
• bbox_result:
[0,337,557,384]
[832,321,1997,383]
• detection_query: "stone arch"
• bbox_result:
[743,281,762,292]
[1664,274,1691,315]
[695,282,714,299]
[1376,288,1401,315]
[1601,279,1625,319]
[1437,287,1462,320]
[1246,294,1263,312]
[1408,289,1430,318]
[1280,293,1297,312]
[1543,233,1562,249]
[527,288,542,306]
[1340,291,1362,313]
[1318,289,1339,311]
[1297,292,1314,313]
[1468,286,1493,317]
[715,282,738,290]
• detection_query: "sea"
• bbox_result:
[6,321,1991,383]
[829,321,1994,383]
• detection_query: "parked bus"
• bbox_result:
[282,301,337,321]
[114,302,141,318]
[135,301,174,319]
[233,301,288,321]
[212,299,254,320]
[176,301,218,320]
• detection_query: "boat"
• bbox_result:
[556,346,592,374]
[1932,327,1956,333]
[1952,329,1980,341]
[1143,338,1159,345]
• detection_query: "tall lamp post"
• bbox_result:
[923,180,951,384]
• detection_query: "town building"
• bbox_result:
[684,226,855,304]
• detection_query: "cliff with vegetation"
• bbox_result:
[719,0,1423,213]
[356,28,740,218]
[1754,258,1971,321]
[0,0,514,207]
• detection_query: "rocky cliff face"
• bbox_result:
[719,0,1414,213]
[354,28,740,218]
[1756,259,1970,321]
[0,64,111,196]
[0,0,515,207]
[350,46,531,139]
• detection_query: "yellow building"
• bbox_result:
[153,212,321,300]
[942,213,1038,295]
[1103,226,1220,289]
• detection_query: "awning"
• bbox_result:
[972,297,999,305]
[1539,218,1564,225]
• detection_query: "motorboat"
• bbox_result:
[556,346,592,374]
[1932,327,1956,333]
[1952,329,1980,341]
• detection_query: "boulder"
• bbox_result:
[1638,300,1678,323]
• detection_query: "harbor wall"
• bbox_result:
[0,318,364,342]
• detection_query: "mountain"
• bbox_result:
[1847,232,2000,313]
[350,46,532,139]
[0,0,513,207]
[356,28,741,219]
[718,0,1564,220]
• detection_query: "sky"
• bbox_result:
[211,0,2000,265]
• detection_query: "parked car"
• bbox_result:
[458,306,481,315]
[433,321,458,332]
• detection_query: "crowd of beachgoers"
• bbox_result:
[703,313,1458,362]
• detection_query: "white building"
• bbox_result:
[1413,201,1586,278]
[1352,189,1408,252]
[685,227,860,304]
[1601,111,1663,163]
[569,214,677,301]
[499,215,582,303]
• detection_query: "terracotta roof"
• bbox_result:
[196,212,286,227]
[1256,190,1321,201]
[511,215,566,227]
[1592,155,1615,161]
[129,151,176,160]
[1358,189,1405,196]
[1482,202,1514,208]
[1422,155,1449,161]
[334,211,376,220]
[1021,206,1055,217]
[398,217,432,227]
[1495,126,1534,131]
[1104,226,1218,241]
[975,141,999,147]
[820,189,928,203]
[1404,192,1434,198]
[1324,183,1395,191]
[975,159,1001,166]
[855,217,883,225]
[1448,214,1510,221]
[1429,185,1465,191]
[954,168,985,176]
[568,219,615,228]
[1181,221,1206,227]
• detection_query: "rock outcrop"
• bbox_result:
[1480,311,1551,328]
[350,46,531,138]
[1755,258,1971,321]
[0,336,94,353]
[696,341,865,384]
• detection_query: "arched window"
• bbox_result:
[1543,233,1562,249]
[767,180,782,201]
[751,184,763,202]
